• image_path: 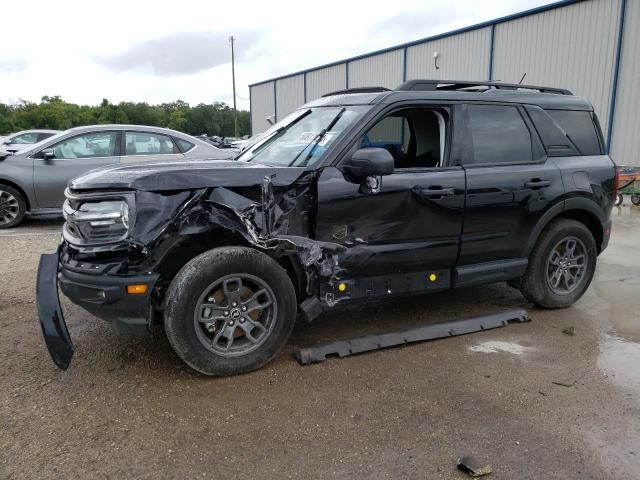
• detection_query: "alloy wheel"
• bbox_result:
[193,274,277,357]
[0,190,19,226]
[546,236,588,295]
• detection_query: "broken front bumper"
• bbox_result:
[36,251,74,370]
[36,249,161,370]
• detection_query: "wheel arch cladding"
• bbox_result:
[555,209,603,253]
[526,205,604,256]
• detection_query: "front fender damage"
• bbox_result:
[130,172,351,319]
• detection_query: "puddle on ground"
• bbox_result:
[468,341,533,355]
[597,334,640,400]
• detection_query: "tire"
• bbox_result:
[614,193,624,206]
[521,219,597,309]
[631,195,640,206]
[0,184,27,229]
[164,246,297,376]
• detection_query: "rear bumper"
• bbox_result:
[59,265,159,336]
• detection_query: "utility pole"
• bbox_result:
[229,35,239,138]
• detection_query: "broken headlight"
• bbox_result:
[63,199,130,245]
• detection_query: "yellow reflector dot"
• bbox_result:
[127,284,148,294]
[338,283,347,292]
[428,274,437,282]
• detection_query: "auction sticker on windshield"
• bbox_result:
[298,132,334,146]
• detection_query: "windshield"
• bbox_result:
[237,106,369,167]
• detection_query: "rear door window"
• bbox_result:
[37,132,56,142]
[465,105,533,165]
[545,110,602,155]
[125,132,178,155]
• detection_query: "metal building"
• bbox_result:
[249,0,638,166]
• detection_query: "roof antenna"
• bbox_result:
[518,73,527,84]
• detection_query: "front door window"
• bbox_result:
[51,132,117,159]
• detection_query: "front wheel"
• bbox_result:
[520,219,597,309]
[0,184,27,229]
[164,247,297,376]
[631,195,640,206]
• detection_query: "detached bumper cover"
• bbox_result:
[36,252,74,370]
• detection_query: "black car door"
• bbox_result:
[456,103,564,271]
[314,105,465,298]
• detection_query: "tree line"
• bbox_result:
[0,96,250,137]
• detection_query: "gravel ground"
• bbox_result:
[1,209,639,479]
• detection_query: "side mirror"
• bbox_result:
[42,148,56,160]
[342,148,394,178]
[2,139,10,145]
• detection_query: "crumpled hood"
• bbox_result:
[68,159,309,191]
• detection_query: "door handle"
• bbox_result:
[420,187,455,199]
[524,179,551,189]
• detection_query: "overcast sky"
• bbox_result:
[0,0,550,110]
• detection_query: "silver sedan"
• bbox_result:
[0,124,235,228]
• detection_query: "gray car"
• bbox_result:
[0,129,60,154]
[0,124,235,228]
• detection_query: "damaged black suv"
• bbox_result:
[37,80,616,376]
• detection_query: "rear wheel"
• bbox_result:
[164,247,297,376]
[521,219,596,308]
[614,193,624,206]
[0,184,26,229]
[631,195,640,206]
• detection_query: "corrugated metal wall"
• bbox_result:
[492,0,621,134]
[306,64,346,100]
[610,0,638,166]
[406,27,491,81]
[250,81,275,134]
[347,50,404,89]
[249,0,638,166]
[275,74,305,121]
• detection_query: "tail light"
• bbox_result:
[613,167,620,199]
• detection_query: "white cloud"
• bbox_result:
[0,0,549,109]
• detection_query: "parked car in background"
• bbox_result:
[1,129,60,153]
[220,137,240,148]
[230,134,263,151]
[0,124,235,228]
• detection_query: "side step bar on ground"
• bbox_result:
[294,309,530,365]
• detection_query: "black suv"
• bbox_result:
[37,80,616,376]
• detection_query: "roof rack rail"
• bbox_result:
[322,87,391,97]
[395,80,572,95]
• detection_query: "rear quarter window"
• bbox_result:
[176,138,195,153]
[545,110,602,155]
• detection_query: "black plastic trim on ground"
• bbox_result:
[294,309,530,365]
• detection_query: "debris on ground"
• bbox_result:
[562,326,576,336]
[295,309,529,364]
[457,456,493,477]
[552,380,576,387]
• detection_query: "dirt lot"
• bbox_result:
[1,210,639,479]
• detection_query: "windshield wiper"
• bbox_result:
[243,109,312,161]
[288,107,346,167]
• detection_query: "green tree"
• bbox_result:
[0,97,250,136]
